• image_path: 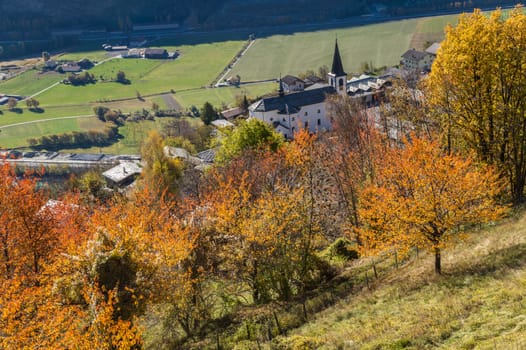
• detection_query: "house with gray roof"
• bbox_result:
[401,49,434,71]
[281,75,305,92]
[144,48,168,59]
[102,161,142,188]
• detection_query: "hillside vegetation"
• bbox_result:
[270,211,526,349]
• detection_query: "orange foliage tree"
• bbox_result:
[208,130,332,302]
[359,136,507,274]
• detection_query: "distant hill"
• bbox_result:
[0,0,516,41]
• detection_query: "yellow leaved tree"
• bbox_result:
[427,6,526,203]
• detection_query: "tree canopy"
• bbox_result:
[427,6,526,203]
[215,118,283,163]
[359,136,507,274]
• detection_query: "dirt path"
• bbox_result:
[161,93,182,110]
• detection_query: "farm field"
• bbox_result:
[0,105,94,126]
[0,116,107,148]
[26,41,245,107]
[230,15,459,80]
[0,11,477,153]
[174,82,277,109]
[76,117,183,155]
[0,70,61,97]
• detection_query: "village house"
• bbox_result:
[400,48,434,71]
[249,82,336,139]
[249,39,391,139]
[347,74,391,106]
[281,75,305,92]
[102,161,142,188]
[59,63,82,73]
[211,119,235,128]
[44,60,58,70]
[144,48,169,59]
[221,107,244,120]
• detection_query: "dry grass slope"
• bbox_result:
[279,210,526,349]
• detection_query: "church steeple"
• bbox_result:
[328,38,348,96]
[331,39,346,77]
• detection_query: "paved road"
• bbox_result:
[215,39,256,87]
[25,81,61,100]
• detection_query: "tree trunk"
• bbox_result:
[434,247,441,275]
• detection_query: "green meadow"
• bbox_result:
[0,12,473,152]
[79,117,182,155]
[0,116,107,148]
[0,70,62,97]
[230,15,460,80]
[174,82,277,109]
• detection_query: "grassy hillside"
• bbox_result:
[230,15,459,80]
[189,208,526,349]
[262,211,526,349]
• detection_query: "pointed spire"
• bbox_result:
[279,74,285,97]
[331,39,346,76]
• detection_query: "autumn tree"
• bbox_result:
[209,131,334,302]
[427,7,526,203]
[381,75,432,138]
[25,98,40,111]
[0,164,74,348]
[7,97,17,110]
[359,136,507,274]
[140,130,184,197]
[50,188,193,347]
[324,94,385,244]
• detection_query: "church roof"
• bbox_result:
[281,75,304,85]
[331,39,346,76]
[251,86,336,113]
[401,49,428,61]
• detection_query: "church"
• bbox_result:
[248,40,349,139]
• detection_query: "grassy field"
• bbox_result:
[0,70,61,96]
[230,15,460,80]
[77,117,182,155]
[266,212,526,349]
[174,82,277,109]
[0,116,107,148]
[58,42,111,62]
[0,12,473,153]
[30,41,244,107]
[0,105,93,126]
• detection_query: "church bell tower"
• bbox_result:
[328,39,347,96]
